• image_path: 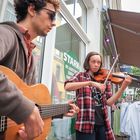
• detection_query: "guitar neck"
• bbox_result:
[39,104,70,118]
[0,65,73,139]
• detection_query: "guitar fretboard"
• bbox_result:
[39,104,70,118]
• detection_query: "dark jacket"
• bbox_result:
[0,22,36,124]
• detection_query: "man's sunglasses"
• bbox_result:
[42,8,56,21]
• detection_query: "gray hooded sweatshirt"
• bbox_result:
[0,22,36,124]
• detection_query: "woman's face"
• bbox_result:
[88,55,102,73]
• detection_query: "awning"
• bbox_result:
[108,9,140,68]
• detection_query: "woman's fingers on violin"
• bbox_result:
[124,75,132,84]
[126,75,132,82]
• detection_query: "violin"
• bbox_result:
[94,68,140,84]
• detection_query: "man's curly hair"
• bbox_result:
[14,0,60,22]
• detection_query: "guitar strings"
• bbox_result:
[40,104,69,118]
[5,104,70,128]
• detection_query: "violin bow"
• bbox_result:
[104,54,119,85]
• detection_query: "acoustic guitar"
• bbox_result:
[0,66,70,140]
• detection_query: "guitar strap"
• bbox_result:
[0,116,7,139]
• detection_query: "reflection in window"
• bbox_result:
[55,13,86,63]
[56,65,60,81]
[33,37,45,82]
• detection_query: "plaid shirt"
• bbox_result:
[65,71,115,140]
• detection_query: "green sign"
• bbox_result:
[63,51,80,80]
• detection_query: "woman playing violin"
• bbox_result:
[64,51,132,140]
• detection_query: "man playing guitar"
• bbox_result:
[0,0,79,139]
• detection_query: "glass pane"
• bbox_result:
[75,0,87,32]
[64,0,87,32]
[32,37,45,82]
[55,13,86,62]
[64,0,75,15]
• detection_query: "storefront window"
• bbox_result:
[33,37,45,82]
[64,0,87,31]
[52,13,86,101]
[49,13,86,140]
[55,13,86,62]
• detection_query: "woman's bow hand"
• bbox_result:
[90,81,106,93]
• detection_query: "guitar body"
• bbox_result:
[0,66,52,140]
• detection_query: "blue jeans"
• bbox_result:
[76,125,106,140]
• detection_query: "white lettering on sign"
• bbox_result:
[64,52,79,69]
